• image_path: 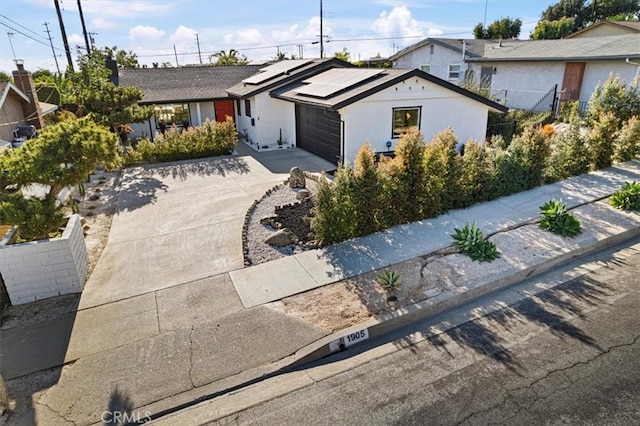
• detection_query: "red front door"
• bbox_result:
[214,100,235,122]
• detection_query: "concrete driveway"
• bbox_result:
[79,148,336,309]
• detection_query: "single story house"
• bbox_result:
[466,34,640,110]
[391,32,640,111]
[118,64,262,140]
[1,62,57,149]
[229,60,507,164]
[226,58,351,152]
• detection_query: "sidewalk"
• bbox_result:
[1,159,639,425]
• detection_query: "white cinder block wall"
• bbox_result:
[0,214,88,305]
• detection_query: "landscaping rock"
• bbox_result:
[296,189,311,200]
[88,194,100,201]
[289,167,306,189]
[259,214,278,226]
[264,229,298,247]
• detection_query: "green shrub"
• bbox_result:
[586,74,640,131]
[458,141,493,207]
[539,199,582,237]
[310,169,357,246]
[544,123,590,183]
[352,143,383,236]
[587,111,617,170]
[610,181,640,211]
[613,116,640,163]
[123,118,237,164]
[451,222,500,262]
[559,101,581,123]
[391,128,429,223]
[488,145,529,198]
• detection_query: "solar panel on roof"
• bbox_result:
[242,69,283,84]
[260,59,312,73]
[295,68,383,98]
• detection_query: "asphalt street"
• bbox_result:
[204,238,640,426]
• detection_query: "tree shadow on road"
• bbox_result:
[137,156,251,181]
[101,386,135,425]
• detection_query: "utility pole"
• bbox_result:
[43,22,61,74]
[195,33,202,64]
[77,0,91,55]
[320,0,324,58]
[54,0,74,72]
[174,45,179,67]
[298,44,304,59]
[6,32,17,64]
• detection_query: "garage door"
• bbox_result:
[295,104,341,163]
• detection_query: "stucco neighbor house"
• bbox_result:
[466,34,640,111]
[566,20,640,38]
[118,64,262,140]
[229,59,507,164]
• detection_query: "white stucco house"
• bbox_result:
[467,34,640,111]
[391,33,640,112]
[228,60,508,164]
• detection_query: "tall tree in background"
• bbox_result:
[211,49,249,66]
[473,17,522,39]
[334,48,351,62]
[103,46,140,68]
[533,0,640,39]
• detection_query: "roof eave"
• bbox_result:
[468,55,640,62]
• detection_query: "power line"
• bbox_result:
[0,20,61,50]
[0,14,49,42]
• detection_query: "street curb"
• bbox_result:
[287,222,640,369]
[140,214,640,425]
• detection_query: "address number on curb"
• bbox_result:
[343,328,369,347]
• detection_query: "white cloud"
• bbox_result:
[91,18,115,30]
[68,33,85,45]
[129,25,166,41]
[373,6,425,38]
[169,25,198,43]
[79,0,174,19]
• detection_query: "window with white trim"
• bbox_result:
[448,64,462,80]
[392,107,421,138]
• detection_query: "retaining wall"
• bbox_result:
[0,215,88,305]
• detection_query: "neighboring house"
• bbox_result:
[390,37,493,83]
[230,60,507,164]
[392,33,640,111]
[118,64,262,139]
[0,62,56,148]
[226,58,351,153]
[566,20,640,38]
[466,34,640,110]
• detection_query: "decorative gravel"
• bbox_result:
[244,179,318,265]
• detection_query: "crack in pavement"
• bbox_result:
[459,334,640,425]
[38,400,77,426]
[188,326,196,389]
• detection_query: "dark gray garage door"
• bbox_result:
[295,104,341,163]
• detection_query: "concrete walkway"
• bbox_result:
[1,156,639,426]
[230,160,640,307]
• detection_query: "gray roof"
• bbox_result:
[271,68,508,113]
[468,34,640,62]
[390,38,494,61]
[118,65,262,104]
[226,58,351,99]
[567,20,640,38]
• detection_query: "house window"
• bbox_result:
[236,99,242,116]
[448,64,462,80]
[392,107,421,138]
[430,45,434,55]
[420,65,431,73]
[154,103,189,128]
[244,99,252,117]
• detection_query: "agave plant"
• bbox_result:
[539,199,582,237]
[610,181,640,211]
[377,269,402,292]
[451,222,500,262]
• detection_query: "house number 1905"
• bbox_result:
[343,328,369,347]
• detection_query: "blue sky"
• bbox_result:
[0,0,558,72]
